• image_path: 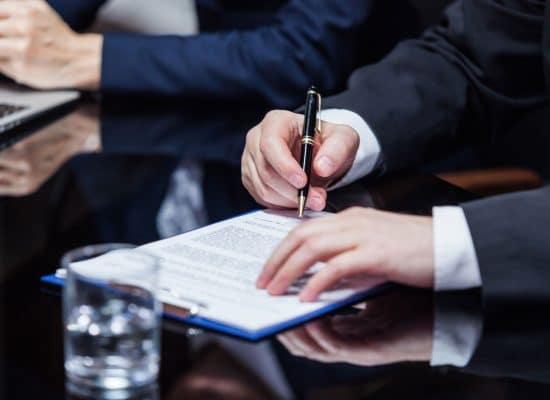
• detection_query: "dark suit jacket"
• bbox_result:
[466,308,550,384]
[46,0,418,107]
[324,0,550,306]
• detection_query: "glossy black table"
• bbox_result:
[1,100,549,399]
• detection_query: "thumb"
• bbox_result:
[313,125,359,179]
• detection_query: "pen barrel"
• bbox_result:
[298,141,314,197]
[298,89,319,199]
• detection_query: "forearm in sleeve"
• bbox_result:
[100,0,375,105]
[461,185,550,306]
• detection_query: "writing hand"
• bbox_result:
[241,110,359,210]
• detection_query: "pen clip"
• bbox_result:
[315,92,322,134]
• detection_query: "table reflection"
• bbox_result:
[278,291,434,367]
[2,98,549,400]
[0,106,100,197]
[154,288,550,399]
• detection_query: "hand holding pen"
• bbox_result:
[297,86,321,217]
[241,90,360,212]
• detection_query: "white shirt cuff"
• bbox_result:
[433,206,482,291]
[319,109,381,189]
[430,302,483,367]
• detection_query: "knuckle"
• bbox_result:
[289,226,307,243]
[20,161,32,171]
[18,40,31,60]
[258,166,275,184]
[255,184,272,203]
[241,171,250,189]
[302,238,321,254]
[17,20,32,36]
[245,126,258,147]
[30,1,45,12]
[264,109,284,121]
[276,272,292,285]
[258,134,274,155]
[26,7,40,20]
[367,250,385,270]
[329,260,347,276]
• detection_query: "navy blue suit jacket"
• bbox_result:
[47,0,418,107]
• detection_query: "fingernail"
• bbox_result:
[267,282,283,295]
[290,173,305,188]
[299,291,316,302]
[308,196,324,210]
[316,156,335,176]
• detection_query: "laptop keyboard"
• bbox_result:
[0,103,28,118]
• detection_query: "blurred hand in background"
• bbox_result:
[0,1,102,89]
[0,107,100,196]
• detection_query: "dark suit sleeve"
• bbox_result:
[324,0,546,174]
[47,0,106,31]
[98,0,378,106]
[461,185,550,307]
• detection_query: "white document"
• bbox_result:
[74,210,384,334]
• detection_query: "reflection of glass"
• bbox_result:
[66,381,159,400]
[63,247,161,390]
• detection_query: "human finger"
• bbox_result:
[300,249,372,302]
[257,217,335,288]
[253,152,300,206]
[280,327,325,356]
[245,155,297,208]
[313,124,359,179]
[0,19,28,38]
[266,232,356,296]
[0,169,21,184]
[258,111,306,189]
[0,38,26,61]
[305,319,344,355]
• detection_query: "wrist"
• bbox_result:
[403,215,435,288]
[67,34,103,90]
[419,216,435,287]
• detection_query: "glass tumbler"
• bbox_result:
[63,248,161,390]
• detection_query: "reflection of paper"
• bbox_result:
[77,210,383,332]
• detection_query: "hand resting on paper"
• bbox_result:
[256,207,435,302]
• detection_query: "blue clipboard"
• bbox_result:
[41,274,392,341]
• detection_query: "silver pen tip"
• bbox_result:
[298,196,306,218]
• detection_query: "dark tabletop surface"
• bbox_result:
[1,98,549,400]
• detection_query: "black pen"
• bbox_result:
[298,86,321,218]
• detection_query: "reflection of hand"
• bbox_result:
[278,291,434,366]
[241,110,359,210]
[0,1,102,89]
[257,207,434,301]
[0,108,100,196]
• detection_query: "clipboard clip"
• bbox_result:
[56,268,205,318]
[160,287,207,318]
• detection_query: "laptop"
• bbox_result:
[0,84,79,136]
